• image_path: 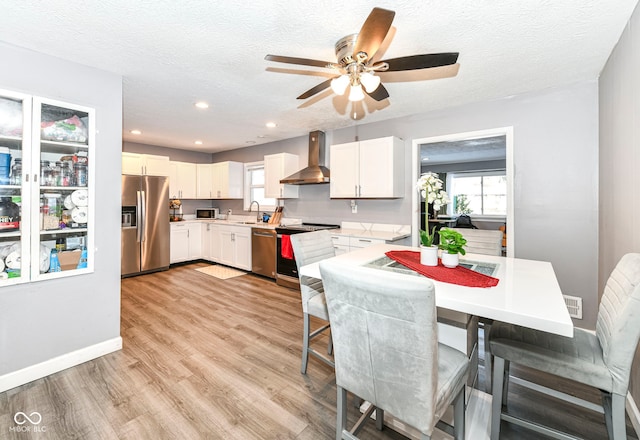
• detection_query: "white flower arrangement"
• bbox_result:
[416,172,450,212]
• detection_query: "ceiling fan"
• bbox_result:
[265,7,459,103]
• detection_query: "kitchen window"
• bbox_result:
[244,162,276,211]
[447,170,507,216]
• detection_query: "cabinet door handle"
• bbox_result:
[359,185,362,197]
[359,239,371,243]
[354,185,358,197]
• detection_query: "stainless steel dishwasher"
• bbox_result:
[251,228,276,279]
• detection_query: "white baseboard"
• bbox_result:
[0,337,122,393]
[627,392,640,438]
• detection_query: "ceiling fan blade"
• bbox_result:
[381,53,459,72]
[364,83,390,101]
[265,54,333,69]
[353,7,395,61]
[297,77,336,99]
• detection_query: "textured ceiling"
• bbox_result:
[420,136,506,165]
[0,0,637,153]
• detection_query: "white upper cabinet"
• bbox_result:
[330,136,404,199]
[169,161,197,199]
[264,152,299,199]
[196,163,213,199]
[212,161,243,199]
[122,153,170,176]
[196,161,244,199]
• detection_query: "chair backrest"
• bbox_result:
[449,227,503,256]
[595,253,640,394]
[290,230,336,313]
[319,261,440,434]
[289,230,336,272]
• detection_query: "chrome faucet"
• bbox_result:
[249,200,260,222]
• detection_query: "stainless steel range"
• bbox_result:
[275,223,340,288]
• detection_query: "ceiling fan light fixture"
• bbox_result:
[348,84,365,102]
[360,72,381,93]
[330,75,350,95]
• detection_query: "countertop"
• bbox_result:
[170,219,411,239]
[330,222,411,242]
[330,228,410,242]
[170,218,276,230]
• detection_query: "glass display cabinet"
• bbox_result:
[0,89,94,285]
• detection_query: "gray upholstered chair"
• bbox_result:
[319,261,469,440]
[449,227,503,256]
[448,227,504,392]
[489,253,640,440]
[290,230,335,374]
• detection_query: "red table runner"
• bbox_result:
[385,250,499,288]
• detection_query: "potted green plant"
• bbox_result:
[419,225,439,266]
[438,228,467,268]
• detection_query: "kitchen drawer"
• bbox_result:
[330,235,350,246]
[349,237,385,248]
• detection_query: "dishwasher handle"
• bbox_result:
[253,230,276,238]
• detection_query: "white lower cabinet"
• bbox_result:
[170,223,189,263]
[218,225,251,270]
[200,222,251,270]
[330,235,350,255]
[330,235,385,255]
[170,222,202,264]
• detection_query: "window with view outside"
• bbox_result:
[245,164,276,210]
[449,171,507,216]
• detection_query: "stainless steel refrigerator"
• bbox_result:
[121,175,170,277]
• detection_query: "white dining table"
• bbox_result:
[300,243,573,337]
[300,243,574,439]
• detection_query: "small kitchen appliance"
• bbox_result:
[196,208,220,219]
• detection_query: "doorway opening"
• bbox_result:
[411,127,514,256]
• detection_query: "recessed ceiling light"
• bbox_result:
[422,157,429,161]
[130,129,142,135]
[265,122,277,128]
[194,140,203,145]
[257,135,266,139]
[246,141,256,144]
[195,102,209,109]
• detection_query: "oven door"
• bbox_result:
[276,233,300,288]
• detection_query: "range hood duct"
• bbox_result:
[280,130,330,185]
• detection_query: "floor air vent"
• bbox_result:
[563,295,583,319]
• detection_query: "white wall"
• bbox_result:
[0,42,122,382]
[599,1,640,408]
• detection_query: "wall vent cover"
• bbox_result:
[563,295,583,319]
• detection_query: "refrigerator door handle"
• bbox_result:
[136,191,143,242]
[140,190,147,242]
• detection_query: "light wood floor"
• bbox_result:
[0,262,637,439]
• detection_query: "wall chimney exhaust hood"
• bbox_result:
[280,130,330,185]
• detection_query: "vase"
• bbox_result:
[420,245,438,266]
[441,252,459,268]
